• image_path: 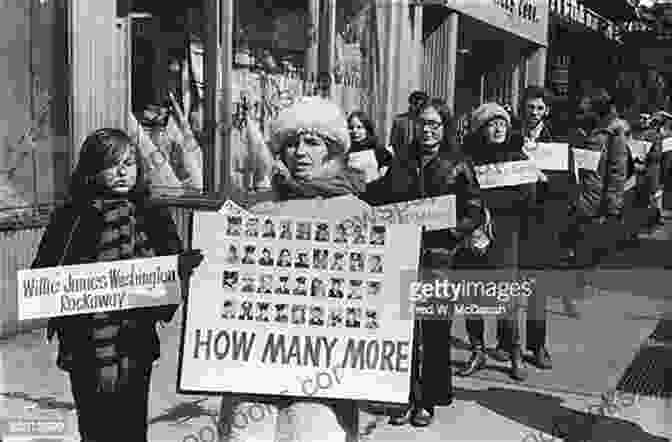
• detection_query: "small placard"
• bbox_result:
[572,148,602,172]
[524,142,569,171]
[474,160,539,189]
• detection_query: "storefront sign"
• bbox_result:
[572,148,602,172]
[17,256,181,320]
[179,208,421,403]
[442,0,549,45]
[474,160,540,189]
[523,142,569,171]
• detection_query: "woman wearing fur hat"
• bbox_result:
[458,102,544,382]
[217,97,368,442]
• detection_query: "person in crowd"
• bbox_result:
[458,102,544,382]
[218,96,370,442]
[33,128,203,442]
[315,71,332,99]
[515,86,575,370]
[566,89,629,295]
[388,91,429,157]
[364,98,484,426]
[347,111,393,181]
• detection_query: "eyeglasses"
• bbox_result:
[419,120,442,130]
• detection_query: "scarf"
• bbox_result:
[274,165,366,200]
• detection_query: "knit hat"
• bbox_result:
[270,97,351,155]
[470,102,511,134]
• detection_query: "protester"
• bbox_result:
[388,90,429,157]
[516,86,575,370]
[565,89,629,294]
[32,128,203,442]
[459,102,545,382]
[315,71,333,99]
[364,98,484,426]
[218,96,369,442]
[347,110,393,180]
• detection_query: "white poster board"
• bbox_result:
[179,207,422,403]
[662,137,672,153]
[628,139,653,161]
[523,142,569,171]
[17,256,181,320]
[474,160,539,189]
[348,149,379,183]
[572,148,602,172]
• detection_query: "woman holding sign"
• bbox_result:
[218,97,369,442]
[458,103,544,382]
[32,129,203,442]
[364,98,485,426]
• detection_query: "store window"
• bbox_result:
[0,0,68,229]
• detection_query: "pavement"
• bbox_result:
[1,223,671,441]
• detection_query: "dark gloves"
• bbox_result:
[178,249,204,281]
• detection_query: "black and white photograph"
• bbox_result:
[278,220,293,240]
[313,248,329,270]
[222,270,240,291]
[349,251,365,272]
[295,221,312,240]
[328,278,345,299]
[241,244,257,265]
[370,225,386,246]
[368,254,383,274]
[293,276,308,296]
[294,249,311,269]
[226,216,243,236]
[345,307,361,329]
[274,304,289,323]
[310,277,327,297]
[331,251,347,271]
[257,274,274,294]
[255,302,271,322]
[276,248,293,268]
[238,301,254,321]
[221,299,237,320]
[258,247,275,266]
[245,217,260,238]
[275,275,291,295]
[367,280,382,297]
[309,305,325,326]
[314,222,330,242]
[365,309,379,330]
[347,279,364,300]
[327,307,344,328]
[291,304,306,326]
[351,223,367,245]
[333,223,348,243]
[240,274,257,294]
[225,243,241,264]
[261,218,276,239]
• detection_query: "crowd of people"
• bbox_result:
[31,83,672,441]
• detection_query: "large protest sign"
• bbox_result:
[17,256,181,320]
[179,207,422,403]
[523,142,569,171]
[474,160,539,189]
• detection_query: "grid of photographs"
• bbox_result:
[219,215,388,329]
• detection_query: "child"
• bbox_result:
[33,128,202,442]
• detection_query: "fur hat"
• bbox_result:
[470,102,511,134]
[270,97,351,155]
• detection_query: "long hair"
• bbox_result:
[69,128,148,203]
[347,110,379,146]
[405,98,458,162]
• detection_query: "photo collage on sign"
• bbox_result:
[219,215,386,330]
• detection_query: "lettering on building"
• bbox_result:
[494,0,540,23]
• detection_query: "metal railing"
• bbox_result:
[550,0,625,42]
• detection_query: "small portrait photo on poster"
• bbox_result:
[256,302,272,322]
[367,280,382,297]
[331,251,347,271]
[275,303,289,323]
[328,306,344,328]
[240,274,257,293]
[245,217,260,238]
[309,305,325,326]
[365,309,379,330]
[349,251,365,273]
[351,223,367,246]
[241,244,258,265]
[278,219,293,240]
[314,222,330,242]
[346,307,362,328]
[221,299,238,319]
[276,248,293,268]
[222,270,240,291]
[294,249,311,269]
[225,243,241,265]
[313,249,329,270]
[329,278,345,299]
[370,225,386,246]
[291,304,306,325]
[226,216,242,237]
[261,218,276,239]
[347,279,364,300]
[310,277,327,297]
[238,300,254,320]
[275,275,291,295]
[368,254,384,274]
[293,275,309,296]
[258,247,275,267]
[257,274,274,294]
[296,221,312,241]
[333,222,348,244]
